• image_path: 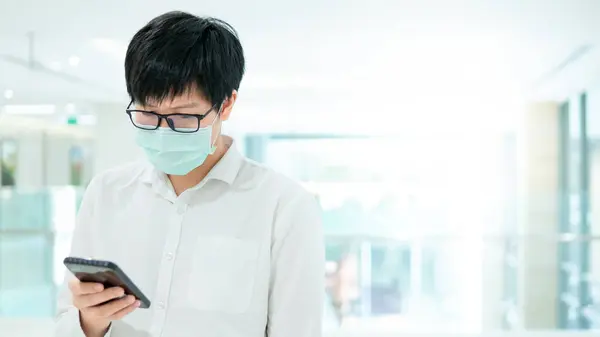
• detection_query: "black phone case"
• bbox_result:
[63,257,151,309]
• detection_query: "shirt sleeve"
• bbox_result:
[54,177,114,337]
[267,190,325,337]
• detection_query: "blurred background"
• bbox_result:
[2,0,600,336]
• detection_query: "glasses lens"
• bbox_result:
[167,115,200,132]
[131,111,159,129]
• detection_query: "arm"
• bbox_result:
[54,177,114,337]
[267,191,325,337]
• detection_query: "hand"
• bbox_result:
[69,279,140,337]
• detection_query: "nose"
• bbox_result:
[159,117,169,128]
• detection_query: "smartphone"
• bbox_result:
[63,257,151,309]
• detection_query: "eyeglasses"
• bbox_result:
[125,101,220,133]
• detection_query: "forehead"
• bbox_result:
[142,89,211,109]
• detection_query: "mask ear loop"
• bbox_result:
[208,102,225,154]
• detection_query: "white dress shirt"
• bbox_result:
[54,140,325,337]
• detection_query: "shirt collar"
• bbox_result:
[203,139,244,185]
[139,137,244,187]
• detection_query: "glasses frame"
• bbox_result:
[125,100,220,133]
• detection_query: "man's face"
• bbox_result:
[134,89,237,141]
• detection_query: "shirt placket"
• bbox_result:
[148,187,188,336]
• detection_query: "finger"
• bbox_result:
[85,295,136,318]
[69,279,104,295]
[75,287,125,309]
[108,300,141,320]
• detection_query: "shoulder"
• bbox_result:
[77,161,149,215]
[85,160,149,195]
[239,157,314,197]
[236,159,323,248]
[236,158,320,217]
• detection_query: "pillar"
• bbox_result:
[516,101,560,329]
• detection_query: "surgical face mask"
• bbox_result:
[135,113,220,175]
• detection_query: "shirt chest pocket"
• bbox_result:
[188,236,259,314]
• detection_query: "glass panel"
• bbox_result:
[557,94,593,329]
[0,233,54,317]
[0,187,79,317]
[586,87,600,328]
[558,239,600,328]
[0,190,51,231]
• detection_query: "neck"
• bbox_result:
[168,135,231,195]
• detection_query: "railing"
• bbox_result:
[3,229,599,333]
[322,233,600,332]
[1,318,600,337]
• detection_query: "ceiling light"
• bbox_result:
[4,104,56,115]
[3,89,14,100]
[49,61,62,71]
[68,56,80,67]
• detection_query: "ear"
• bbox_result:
[219,90,238,121]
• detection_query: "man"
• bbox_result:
[54,11,325,337]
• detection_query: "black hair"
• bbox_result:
[125,11,245,106]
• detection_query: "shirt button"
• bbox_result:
[165,253,174,260]
[157,302,165,310]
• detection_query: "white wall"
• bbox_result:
[13,131,45,188]
[45,134,94,186]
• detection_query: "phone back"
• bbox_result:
[63,257,151,308]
